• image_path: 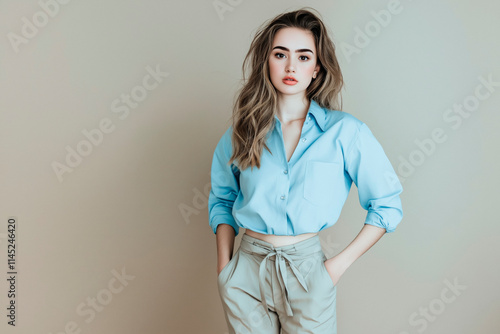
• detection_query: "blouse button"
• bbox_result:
[302,137,307,142]
[283,170,288,174]
[280,195,285,200]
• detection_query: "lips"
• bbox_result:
[283,76,298,85]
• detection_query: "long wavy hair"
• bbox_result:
[229,7,344,171]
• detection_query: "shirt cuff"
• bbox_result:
[211,218,239,237]
[363,210,399,233]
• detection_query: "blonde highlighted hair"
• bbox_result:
[229,7,344,171]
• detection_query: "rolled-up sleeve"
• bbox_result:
[344,122,403,233]
[208,127,240,236]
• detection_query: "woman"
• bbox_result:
[208,7,403,333]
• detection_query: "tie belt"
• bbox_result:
[239,234,322,326]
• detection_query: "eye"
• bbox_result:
[275,52,286,59]
[299,55,309,61]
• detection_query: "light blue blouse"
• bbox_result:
[208,99,403,236]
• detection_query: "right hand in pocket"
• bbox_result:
[217,258,231,277]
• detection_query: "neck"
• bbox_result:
[276,94,310,124]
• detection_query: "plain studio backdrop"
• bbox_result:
[0,0,499,333]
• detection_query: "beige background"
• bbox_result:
[1,0,499,333]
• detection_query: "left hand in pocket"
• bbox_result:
[324,255,349,287]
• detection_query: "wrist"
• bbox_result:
[217,254,232,264]
[331,252,354,272]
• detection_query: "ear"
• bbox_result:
[313,65,320,79]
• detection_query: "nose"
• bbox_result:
[285,59,296,73]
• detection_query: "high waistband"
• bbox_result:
[240,233,323,256]
[240,233,323,326]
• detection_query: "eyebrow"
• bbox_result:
[272,46,314,54]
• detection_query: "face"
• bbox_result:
[268,27,320,99]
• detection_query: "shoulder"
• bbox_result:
[211,125,234,159]
[217,125,233,146]
[318,103,367,136]
[314,103,381,157]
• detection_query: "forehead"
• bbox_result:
[272,27,316,50]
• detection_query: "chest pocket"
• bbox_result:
[303,161,342,205]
